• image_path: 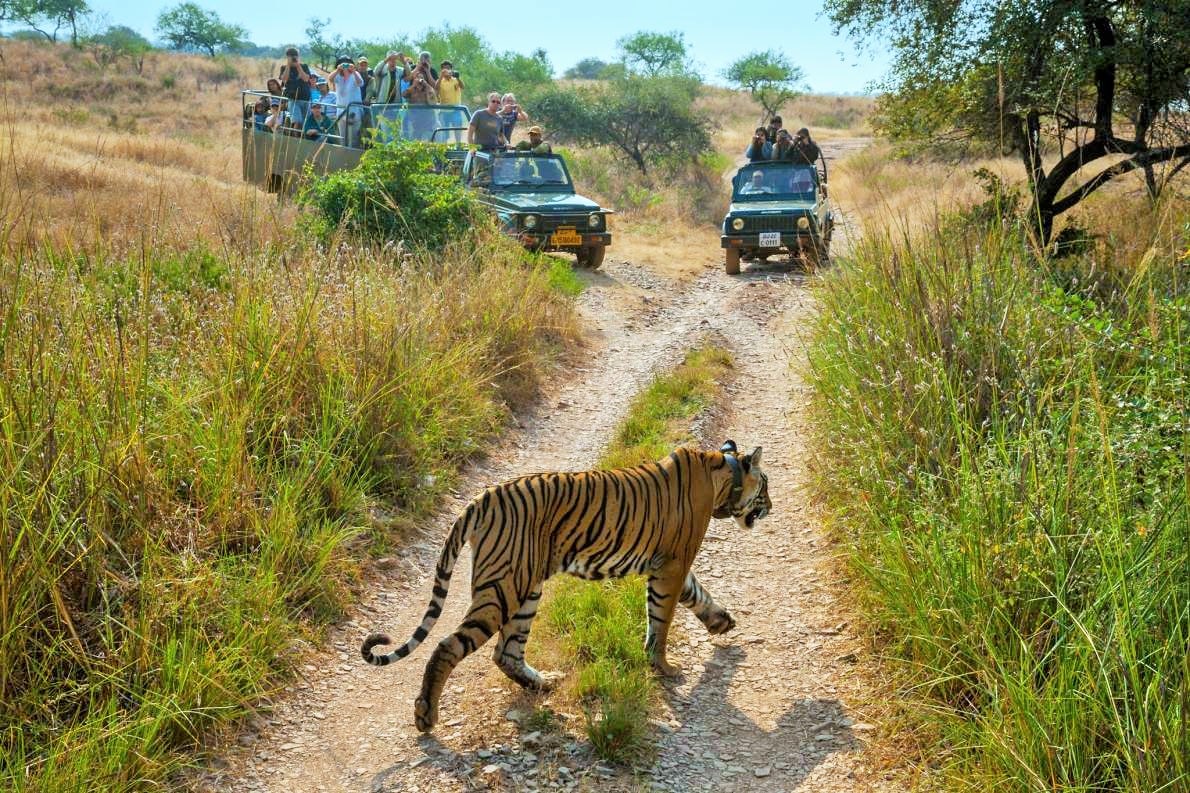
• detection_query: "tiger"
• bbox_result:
[361,440,771,732]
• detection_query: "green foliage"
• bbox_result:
[616,30,693,78]
[723,50,805,120]
[531,74,711,175]
[5,0,89,45]
[539,344,731,762]
[337,25,553,107]
[0,234,576,791]
[826,1,1190,242]
[85,24,152,74]
[155,2,246,57]
[300,140,481,250]
[303,17,340,69]
[807,215,1189,791]
[563,57,611,80]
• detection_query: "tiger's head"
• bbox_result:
[714,440,772,529]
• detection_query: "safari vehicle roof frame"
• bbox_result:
[469,149,577,193]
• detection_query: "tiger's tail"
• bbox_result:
[361,503,475,667]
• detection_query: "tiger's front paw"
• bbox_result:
[704,610,736,635]
[651,657,683,678]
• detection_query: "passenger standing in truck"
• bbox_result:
[279,47,312,125]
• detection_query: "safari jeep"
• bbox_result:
[720,161,833,274]
[461,149,613,268]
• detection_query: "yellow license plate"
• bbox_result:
[550,227,582,246]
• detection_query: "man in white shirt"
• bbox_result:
[329,57,364,147]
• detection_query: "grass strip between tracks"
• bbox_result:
[536,344,734,764]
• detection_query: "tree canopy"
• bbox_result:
[826,0,1190,243]
[86,24,151,73]
[616,30,693,78]
[724,50,805,121]
[531,74,711,174]
[155,2,245,57]
[564,57,611,80]
[4,0,89,45]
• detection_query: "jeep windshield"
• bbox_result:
[731,164,818,202]
[489,155,573,192]
[370,104,469,144]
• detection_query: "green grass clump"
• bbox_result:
[538,344,733,763]
[807,211,1188,791]
[0,233,576,791]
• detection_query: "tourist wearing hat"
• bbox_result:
[265,97,287,132]
[515,125,552,154]
[356,56,373,101]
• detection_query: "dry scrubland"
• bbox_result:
[0,41,579,790]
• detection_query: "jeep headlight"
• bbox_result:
[523,214,538,230]
[797,216,810,230]
[588,213,602,229]
[731,217,745,231]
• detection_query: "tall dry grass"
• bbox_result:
[808,171,1188,790]
[0,39,286,254]
[1,41,582,792]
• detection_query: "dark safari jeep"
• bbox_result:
[720,161,833,274]
[462,150,613,268]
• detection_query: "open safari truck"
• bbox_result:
[240,90,470,193]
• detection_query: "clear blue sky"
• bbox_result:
[74,0,889,94]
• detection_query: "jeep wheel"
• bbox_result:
[577,245,606,270]
[725,248,741,275]
[803,237,830,270]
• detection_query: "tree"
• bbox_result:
[827,0,1190,244]
[87,24,151,73]
[532,75,711,174]
[304,17,342,69]
[155,2,245,57]
[564,57,610,80]
[616,30,692,77]
[724,50,805,122]
[8,0,90,46]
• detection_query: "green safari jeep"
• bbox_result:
[720,161,833,274]
[461,149,613,268]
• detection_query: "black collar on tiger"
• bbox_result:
[712,442,746,519]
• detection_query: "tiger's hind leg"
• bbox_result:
[414,586,521,732]
[492,588,558,690]
[680,571,736,635]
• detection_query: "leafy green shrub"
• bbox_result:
[300,140,482,249]
[807,216,1188,791]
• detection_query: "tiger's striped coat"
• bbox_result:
[361,443,770,732]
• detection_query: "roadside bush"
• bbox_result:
[301,140,482,249]
[807,210,1188,790]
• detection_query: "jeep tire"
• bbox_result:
[577,245,605,270]
[725,248,741,275]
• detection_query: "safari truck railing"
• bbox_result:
[241,91,471,194]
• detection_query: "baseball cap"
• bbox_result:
[528,125,543,134]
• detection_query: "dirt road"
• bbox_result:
[193,140,900,793]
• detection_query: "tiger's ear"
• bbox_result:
[720,439,738,455]
[749,446,763,468]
